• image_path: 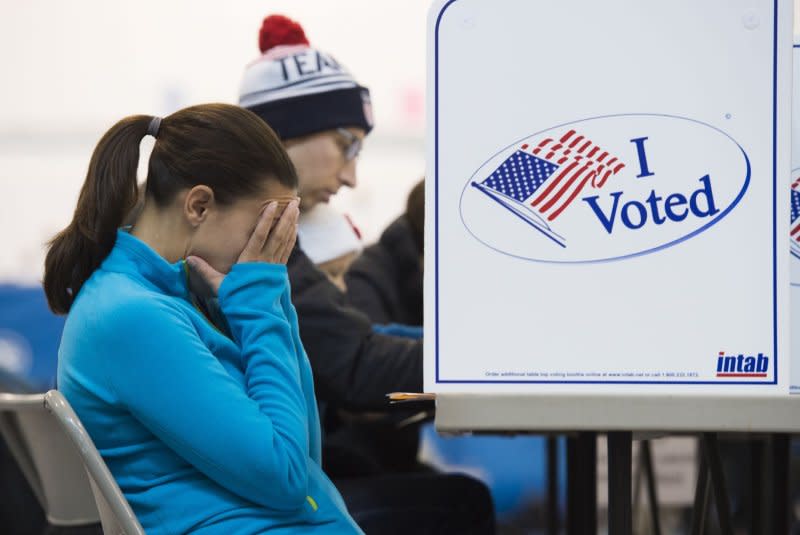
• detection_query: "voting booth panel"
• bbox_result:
[425,0,793,395]
[790,36,800,394]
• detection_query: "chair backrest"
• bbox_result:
[43,390,145,535]
[0,392,99,526]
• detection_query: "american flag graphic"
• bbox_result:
[472,129,625,247]
[791,177,800,255]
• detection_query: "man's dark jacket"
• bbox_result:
[344,216,423,327]
[286,243,422,410]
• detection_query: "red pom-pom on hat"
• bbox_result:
[259,15,310,53]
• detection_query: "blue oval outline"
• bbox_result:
[458,112,751,264]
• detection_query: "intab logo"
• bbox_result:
[715,351,769,378]
[459,114,750,263]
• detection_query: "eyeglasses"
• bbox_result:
[336,128,363,161]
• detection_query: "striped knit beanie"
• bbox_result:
[238,15,374,140]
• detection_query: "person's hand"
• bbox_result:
[186,199,299,295]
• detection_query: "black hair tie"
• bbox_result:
[147,116,162,138]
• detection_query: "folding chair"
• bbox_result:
[44,390,145,535]
[0,392,100,528]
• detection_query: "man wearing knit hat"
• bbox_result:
[238,11,419,438]
[240,15,373,211]
[238,15,495,534]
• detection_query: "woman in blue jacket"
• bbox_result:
[43,103,362,534]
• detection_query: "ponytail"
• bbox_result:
[45,103,298,314]
[44,115,152,314]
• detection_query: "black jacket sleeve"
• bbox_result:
[287,245,422,410]
[344,243,397,325]
[344,217,424,327]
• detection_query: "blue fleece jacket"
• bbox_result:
[58,231,362,534]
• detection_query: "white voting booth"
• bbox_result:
[422,1,798,532]
[426,0,795,403]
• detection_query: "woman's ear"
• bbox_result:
[184,185,215,227]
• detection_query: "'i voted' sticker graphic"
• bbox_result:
[460,113,750,263]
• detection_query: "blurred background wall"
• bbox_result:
[0,0,430,285]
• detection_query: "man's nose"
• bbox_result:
[338,158,358,188]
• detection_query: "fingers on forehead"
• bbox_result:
[250,203,277,244]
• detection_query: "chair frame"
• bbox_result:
[43,390,145,535]
[0,392,99,526]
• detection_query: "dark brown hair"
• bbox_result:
[405,178,425,254]
[44,103,297,314]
